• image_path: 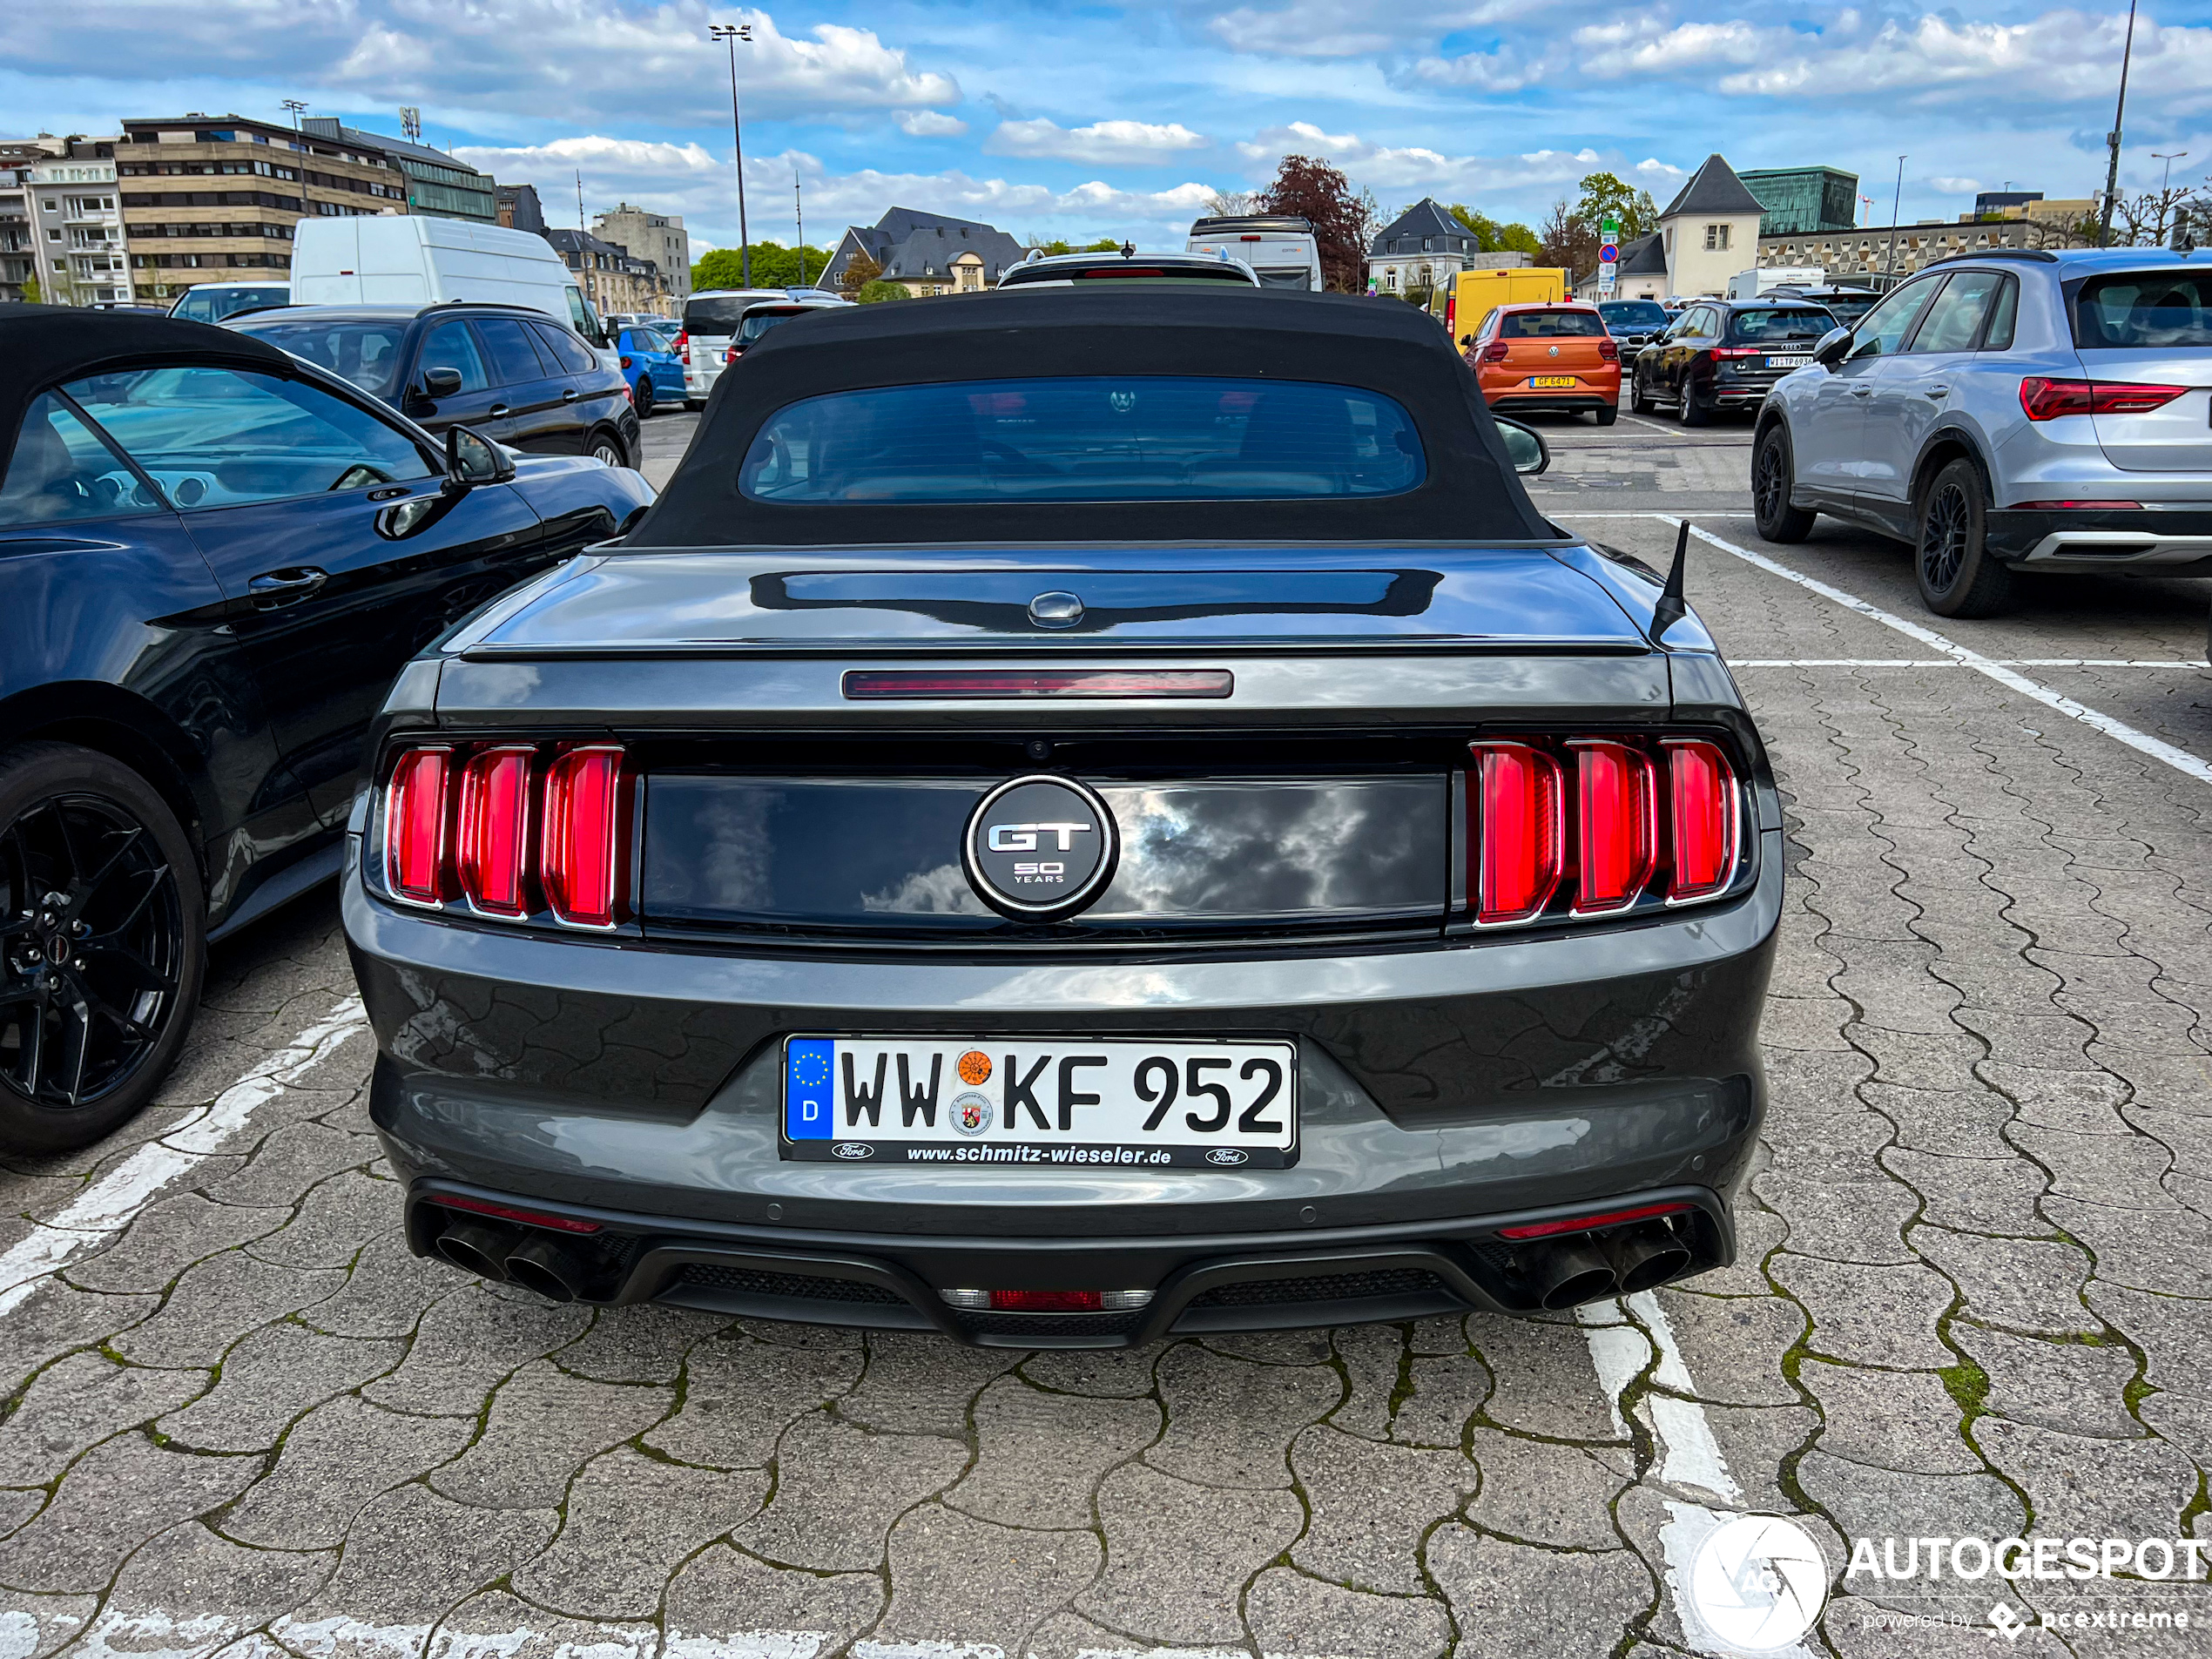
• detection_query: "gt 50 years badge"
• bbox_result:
[962,775,1118,921]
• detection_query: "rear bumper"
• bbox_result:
[1986,508,2212,570]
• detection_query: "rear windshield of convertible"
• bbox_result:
[738,376,1426,503]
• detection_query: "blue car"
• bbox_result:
[0,304,654,1151]
[616,326,684,418]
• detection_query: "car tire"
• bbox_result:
[634,377,655,419]
[1593,404,1618,428]
[1917,457,2013,617]
[0,741,206,1155]
[684,399,703,413]
[1751,424,1817,543]
[1629,375,1653,415]
[588,430,629,469]
[1679,381,1711,427]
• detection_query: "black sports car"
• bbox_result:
[347,288,1780,1345]
[0,306,653,1151]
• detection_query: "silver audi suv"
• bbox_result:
[1753,247,2212,616]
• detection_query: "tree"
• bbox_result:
[1083,237,1123,252]
[19,275,41,305]
[691,242,832,292]
[1446,204,1542,258]
[853,279,908,303]
[1254,153,1371,292]
[837,248,883,297]
[2107,182,2210,246]
[1573,172,1658,239]
[1538,199,1598,281]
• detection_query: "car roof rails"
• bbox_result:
[1964,248,2060,263]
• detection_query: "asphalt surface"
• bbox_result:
[3,403,2211,1658]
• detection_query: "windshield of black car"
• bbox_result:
[230,319,410,397]
[1727,308,1834,343]
[685,296,774,334]
[739,376,1426,503]
[1500,310,1606,338]
[173,286,288,324]
[2074,271,2212,348]
[738,309,805,343]
[1600,302,1669,330]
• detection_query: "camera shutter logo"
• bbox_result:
[1687,1515,1828,1651]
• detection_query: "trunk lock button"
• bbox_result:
[1028,590,1083,628]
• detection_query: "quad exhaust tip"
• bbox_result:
[434,1220,517,1282]
[504,1234,593,1303]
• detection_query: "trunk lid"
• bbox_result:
[2075,347,2212,473]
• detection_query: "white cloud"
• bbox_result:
[1239,120,1608,199]
[896,110,968,138]
[1928,176,1984,195]
[987,118,1210,164]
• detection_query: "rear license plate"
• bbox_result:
[1766,355,1810,369]
[782,1035,1298,1168]
[1526,375,1578,388]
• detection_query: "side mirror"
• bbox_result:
[421,367,463,399]
[1814,326,1851,368]
[1496,416,1549,476]
[444,424,513,489]
[1460,334,1474,347]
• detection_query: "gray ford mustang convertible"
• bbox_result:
[345,287,1779,1346]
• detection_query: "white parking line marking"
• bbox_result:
[1619,414,1685,437]
[1557,513,2212,789]
[0,995,367,1318]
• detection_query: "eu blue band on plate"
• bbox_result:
[786,1038,835,1140]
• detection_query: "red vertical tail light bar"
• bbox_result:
[384,745,454,907]
[1568,741,1657,914]
[456,745,536,918]
[1472,742,1564,925]
[541,745,627,929]
[1664,738,1739,901]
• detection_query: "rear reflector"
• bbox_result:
[843,669,1233,699]
[941,1288,1154,1312]
[1665,739,1738,901]
[456,745,534,917]
[541,746,625,928]
[1569,741,1656,914]
[384,746,453,906]
[434,1193,603,1234]
[1497,1200,1691,1240]
[2006,499,2143,511]
[1472,742,1564,925]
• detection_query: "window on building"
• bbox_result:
[1704,225,1730,252]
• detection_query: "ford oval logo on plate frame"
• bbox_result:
[962,774,1119,921]
[1205,1147,1251,1167]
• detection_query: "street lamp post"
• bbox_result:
[2154,152,2188,243]
[708,21,753,287]
[795,174,805,288]
[1884,155,1905,280]
[2099,0,2141,247]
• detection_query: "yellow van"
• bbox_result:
[1438,268,1568,344]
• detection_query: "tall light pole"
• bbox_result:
[794,173,806,288]
[2154,151,2188,243]
[1885,155,1905,280]
[709,21,753,287]
[282,99,307,131]
[2099,0,2141,247]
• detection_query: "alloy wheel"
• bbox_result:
[0,792,185,1109]
[591,440,624,468]
[1920,482,1972,595]
[1753,441,1786,519]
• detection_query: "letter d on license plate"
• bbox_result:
[781,1035,1298,1168]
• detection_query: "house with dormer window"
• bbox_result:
[1365,198,1482,297]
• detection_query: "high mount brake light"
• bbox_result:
[382,742,626,927]
[842,669,1234,699]
[2019,376,2188,421]
[1469,735,1740,925]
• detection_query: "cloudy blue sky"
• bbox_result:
[6,3,2211,254]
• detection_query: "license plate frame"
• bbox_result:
[1766,354,1811,370]
[781,1035,1299,1168]
[1526,375,1579,389]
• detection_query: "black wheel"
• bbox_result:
[1679,380,1711,427]
[633,376,655,419]
[1593,404,1618,428]
[1630,374,1653,415]
[1752,424,1817,543]
[1917,456,2013,617]
[588,430,628,469]
[0,743,204,1154]
[684,398,703,413]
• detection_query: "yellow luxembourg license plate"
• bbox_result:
[1527,375,1578,388]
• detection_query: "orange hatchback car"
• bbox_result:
[1463,302,1621,425]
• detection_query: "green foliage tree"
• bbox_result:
[1446,204,1542,258]
[838,248,883,298]
[1083,237,1123,252]
[691,241,833,293]
[20,275,42,305]
[853,279,908,303]
[1572,172,1658,239]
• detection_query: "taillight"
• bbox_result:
[619,354,632,370]
[384,746,453,907]
[1481,340,1510,363]
[542,746,625,929]
[381,741,626,927]
[674,330,689,365]
[1472,742,1563,925]
[725,347,738,364]
[1598,337,1620,361]
[2019,376,2187,421]
[456,745,534,917]
[1710,346,1763,359]
[1467,734,1741,925]
[1665,739,1739,901]
[1568,741,1656,914]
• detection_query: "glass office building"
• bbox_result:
[1737,167,1859,236]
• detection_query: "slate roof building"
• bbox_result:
[1364,199,1479,297]
[1574,154,1768,302]
[817,207,1026,296]
[546,226,665,314]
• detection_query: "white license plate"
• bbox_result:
[1766,354,1810,369]
[782,1035,1298,1168]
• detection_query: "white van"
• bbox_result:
[1185,215,1323,292]
[678,287,849,409]
[290,218,615,362]
[1725,266,1826,301]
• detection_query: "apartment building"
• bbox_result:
[0,137,137,305]
[1757,218,2040,282]
[116,113,406,302]
[0,141,51,302]
[546,227,667,315]
[592,202,691,302]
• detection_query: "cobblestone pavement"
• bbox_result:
[4,416,2212,1657]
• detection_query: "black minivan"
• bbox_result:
[230,302,641,468]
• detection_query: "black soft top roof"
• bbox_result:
[631,287,1554,547]
[0,303,299,465]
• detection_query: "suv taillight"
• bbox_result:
[2019,376,2187,421]
[673,330,689,365]
[1469,735,1740,927]
[382,742,628,927]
